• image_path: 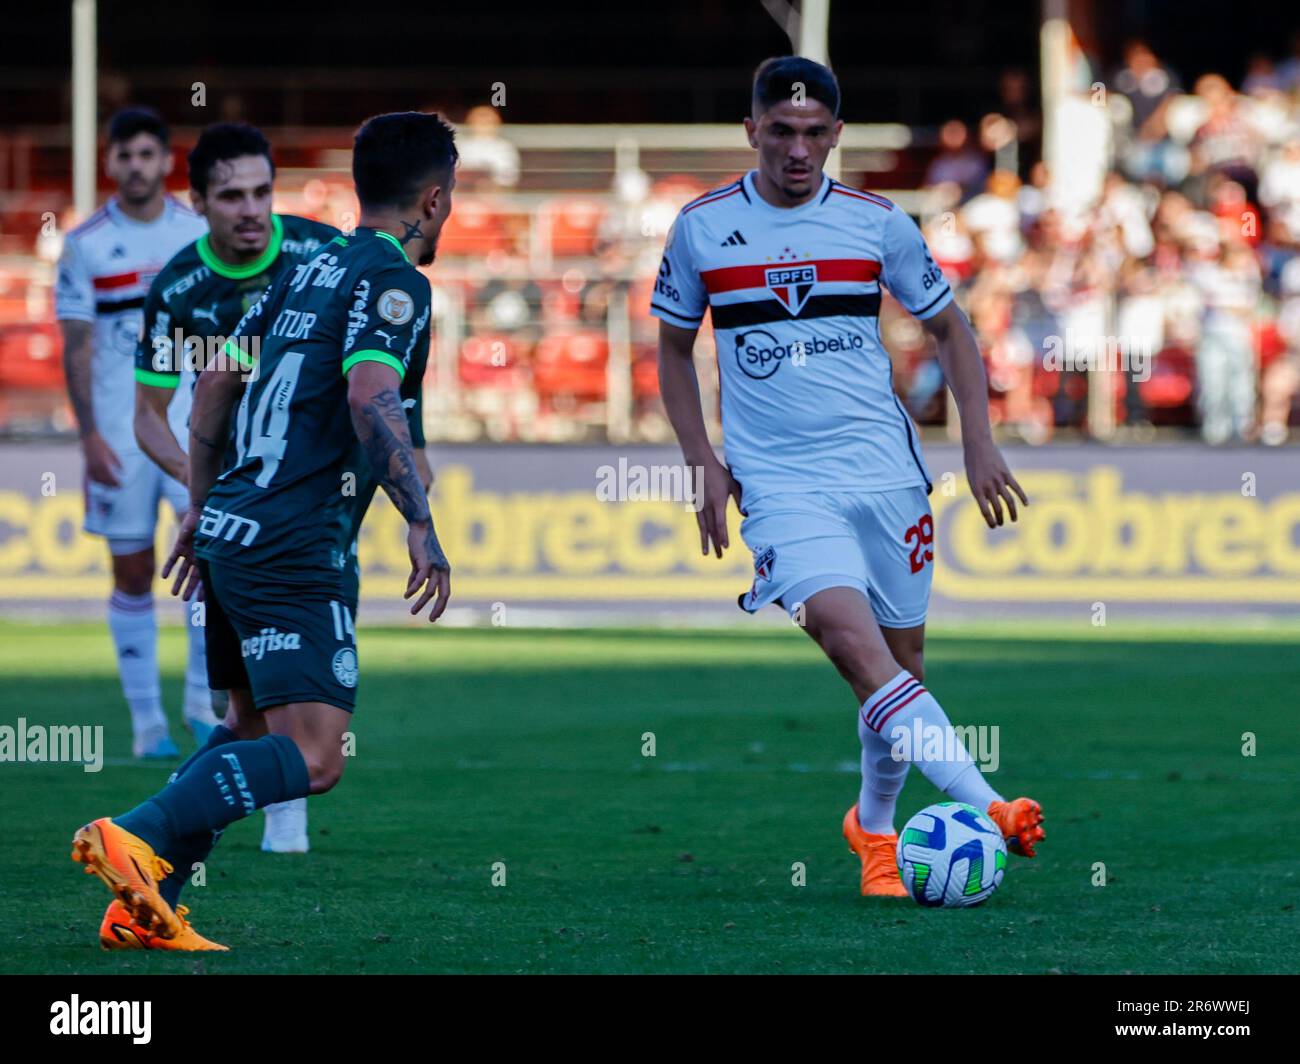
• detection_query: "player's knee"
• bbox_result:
[112,563,154,596]
[303,749,345,794]
[817,624,879,689]
[897,652,925,684]
[223,690,264,739]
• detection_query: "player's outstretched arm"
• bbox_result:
[657,321,743,557]
[921,301,1028,528]
[347,361,451,622]
[134,382,188,485]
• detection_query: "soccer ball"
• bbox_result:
[896,801,1007,907]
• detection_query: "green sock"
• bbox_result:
[158,724,238,908]
[115,734,311,857]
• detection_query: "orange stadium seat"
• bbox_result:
[0,323,63,389]
[436,199,514,257]
[631,342,660,400]
[540,199,605,258]
[650,175,710,206]
[627,278,656,322]
[533,331,608,403]
[459,333,532,390]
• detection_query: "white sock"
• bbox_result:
[857,711,908,833]
[108,590,167,738]
[860,670,1002,811]
[182,607,219,726]
[262,798,309,852]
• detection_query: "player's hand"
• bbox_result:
[964,436,1028,528]
[405,520,451,622]
[694,456,744,558]
[82,431,123,487]
[161,505,204,601]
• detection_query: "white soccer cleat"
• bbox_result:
[261,798,309,853]
[132,724,179,760]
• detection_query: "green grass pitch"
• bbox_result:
[1,618,1297,974]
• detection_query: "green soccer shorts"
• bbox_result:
[198,557,359,713]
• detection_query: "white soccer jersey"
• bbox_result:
[55,196,207,455]
[651,170,953,505]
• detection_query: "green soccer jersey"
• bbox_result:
[194,227,432,580]
[134,214,339,445]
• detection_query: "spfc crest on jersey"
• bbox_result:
[765,264,816,315]
[753,545,776,581]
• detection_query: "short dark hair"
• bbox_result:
[752,56,841,118]
[352,111,458,211]
[188,123,275,196]
[107,107,170,148]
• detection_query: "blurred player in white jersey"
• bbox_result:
[653,57,1045,897]
[56,109,218,759]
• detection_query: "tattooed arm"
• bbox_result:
[348,361,451,622]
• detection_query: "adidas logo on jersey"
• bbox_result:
[720,230,747,247]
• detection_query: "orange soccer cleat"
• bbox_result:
[986,797,1045,857]
[843,804,909,897]
[71,817,183,940]
[99,899,228,952]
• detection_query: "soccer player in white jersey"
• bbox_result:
[653,57,1044,897]
[56,109,218,759]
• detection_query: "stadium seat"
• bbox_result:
[533,331,608,403]
[631,342,660,400]
[540,198,605,258]
[436,198,514,257]
[459,333,532,390]
[0,323,62,389]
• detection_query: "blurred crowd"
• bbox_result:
[7,48,1300,445]
[902,40,1300,445]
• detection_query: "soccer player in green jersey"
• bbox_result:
[71,112,456,950]
[133,123,338,492]
[129,124,336,879]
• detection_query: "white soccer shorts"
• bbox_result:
[83,449,189,544]
[738,486,934,628]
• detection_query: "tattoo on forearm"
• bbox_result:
[355,388,433,526]
[398,218,423,245]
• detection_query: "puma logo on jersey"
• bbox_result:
[374,329,396,349]
[193,304,219,327]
